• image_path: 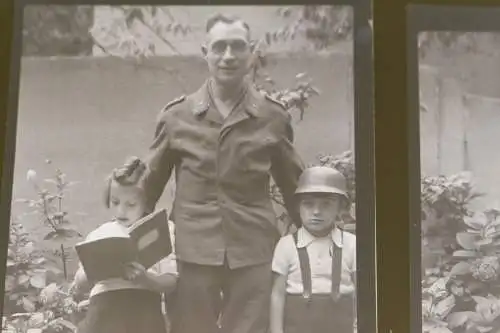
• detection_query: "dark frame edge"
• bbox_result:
[352,0,376,333]
[374,0,411,332]
[0,0,24,318]
[406,5,423,333]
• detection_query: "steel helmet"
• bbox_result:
[295,166,349,199]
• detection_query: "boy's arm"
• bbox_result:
[351,238,357,293]
[270,236,291,333]
[351,238,357,331]
[270,272,287,333]
[352,270,357,332]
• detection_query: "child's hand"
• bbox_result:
[124,262,147,282]
[77,299,90,312]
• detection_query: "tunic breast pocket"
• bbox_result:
[239,136,275,174]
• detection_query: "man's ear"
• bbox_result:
[201,44,208,57]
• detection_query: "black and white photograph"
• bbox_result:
[418,27,500,333]
[1,5,372,333]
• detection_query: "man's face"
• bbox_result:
[203,20,253,86]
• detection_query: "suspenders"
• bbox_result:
[292,230,343,302]
[293,231,313,301]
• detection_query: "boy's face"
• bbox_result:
[299,193,343,237]
[109,181,146,227]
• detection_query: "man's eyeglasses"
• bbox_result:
[210,40,249,55]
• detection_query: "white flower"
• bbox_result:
[26,169,37,183]
[28,313,45,327]
[472,257,500,282]
[40,283,59,305]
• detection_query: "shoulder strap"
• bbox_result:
[152,95,186,144]
[264,93,288,110]
[293,231,312,300]
[161,95,186,113]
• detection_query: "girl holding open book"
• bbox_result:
[70,157,178,333]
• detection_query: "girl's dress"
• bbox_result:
[78,288,166,333]
[278,229,356,333]
[73,221,178,333]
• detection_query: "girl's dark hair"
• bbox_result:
[103,156,147,208]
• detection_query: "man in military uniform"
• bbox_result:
[137,13,304,333]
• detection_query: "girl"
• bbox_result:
[270,166,357,333]
[70,157,177,333]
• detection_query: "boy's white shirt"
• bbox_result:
[272,226,357,329]
[72,220,177,298]
[272,226,356,295]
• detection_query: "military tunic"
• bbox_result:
[142,79,305,269]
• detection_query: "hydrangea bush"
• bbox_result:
[422,173,500,333]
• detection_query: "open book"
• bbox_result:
[75,209,172,282]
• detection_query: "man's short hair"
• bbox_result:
[205,13,251,39]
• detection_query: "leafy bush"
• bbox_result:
[3,162,85,333]
[89,6,191,58]
[22,6,94,57]
[4,221,48,315]
[422,172,500,333]
[270,6,353,50]
[3,218,82,333]
[16,160,82,280]
[421,172,483,272]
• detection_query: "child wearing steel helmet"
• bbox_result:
[270,166,357,333]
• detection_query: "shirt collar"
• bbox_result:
[296,226,344,249]
[192,78,260,118]
[207,78,247,108]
